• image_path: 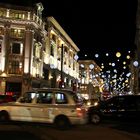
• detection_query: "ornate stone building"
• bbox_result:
[0,3,79,97]
[78,60,103,100]
[43,17,80,89]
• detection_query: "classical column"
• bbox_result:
[3,23,10,73]
[24,27,34,74]
[22,27,34,94]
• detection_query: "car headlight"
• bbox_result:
[87,101,91,106]
[93,102,98,106]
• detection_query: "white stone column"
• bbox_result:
[24,27,34,74]
[3,24,10,73]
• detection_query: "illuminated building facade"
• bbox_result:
[78,60,103,100]
[44,17,79,89]
[0,3,79,96]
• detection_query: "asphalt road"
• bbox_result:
[0,121,140,140]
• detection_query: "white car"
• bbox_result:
[0,88,88,129]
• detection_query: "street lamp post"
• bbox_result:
[60,44,64,88]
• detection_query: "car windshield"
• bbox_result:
[17,92,36,103]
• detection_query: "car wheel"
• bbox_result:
[0,111,10,122]
[90,113,101,124]
[54,116,71,130]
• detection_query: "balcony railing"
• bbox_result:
[0,8,45,30]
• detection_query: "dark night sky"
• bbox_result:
[0,0,138,71]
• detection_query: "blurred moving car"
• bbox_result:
[88,95,140,124]
[0,95,14,104]
[0,88,88,129]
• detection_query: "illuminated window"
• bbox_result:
[15,13,23,19]
[8,60,22,74]
[20,43,23,54]
[55,92,67,104]
[34,43,41,58]
[11,28,24,38]
[10,12,22,19]
[19,62,22,72]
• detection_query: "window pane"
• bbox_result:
[8,60,22,74]
[55,92,67,104]
[12,43,20,54]
[37,92,53,104]
[20,92,36,103]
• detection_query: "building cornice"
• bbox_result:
[47,16,80,52]
[0,18,47,35]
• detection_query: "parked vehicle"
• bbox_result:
[0,88,88,129]
[88,95,140,124]
[0,95,14,104]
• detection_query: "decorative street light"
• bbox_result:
[116,52,121,58]
[89,64,94,69]
[133,61,139,67]
[74,54,79,61]
[123,61,126,65]
[126,55,130,59]
[95,54,99,58]
[111,63,115,67]
[106,53,109,56]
